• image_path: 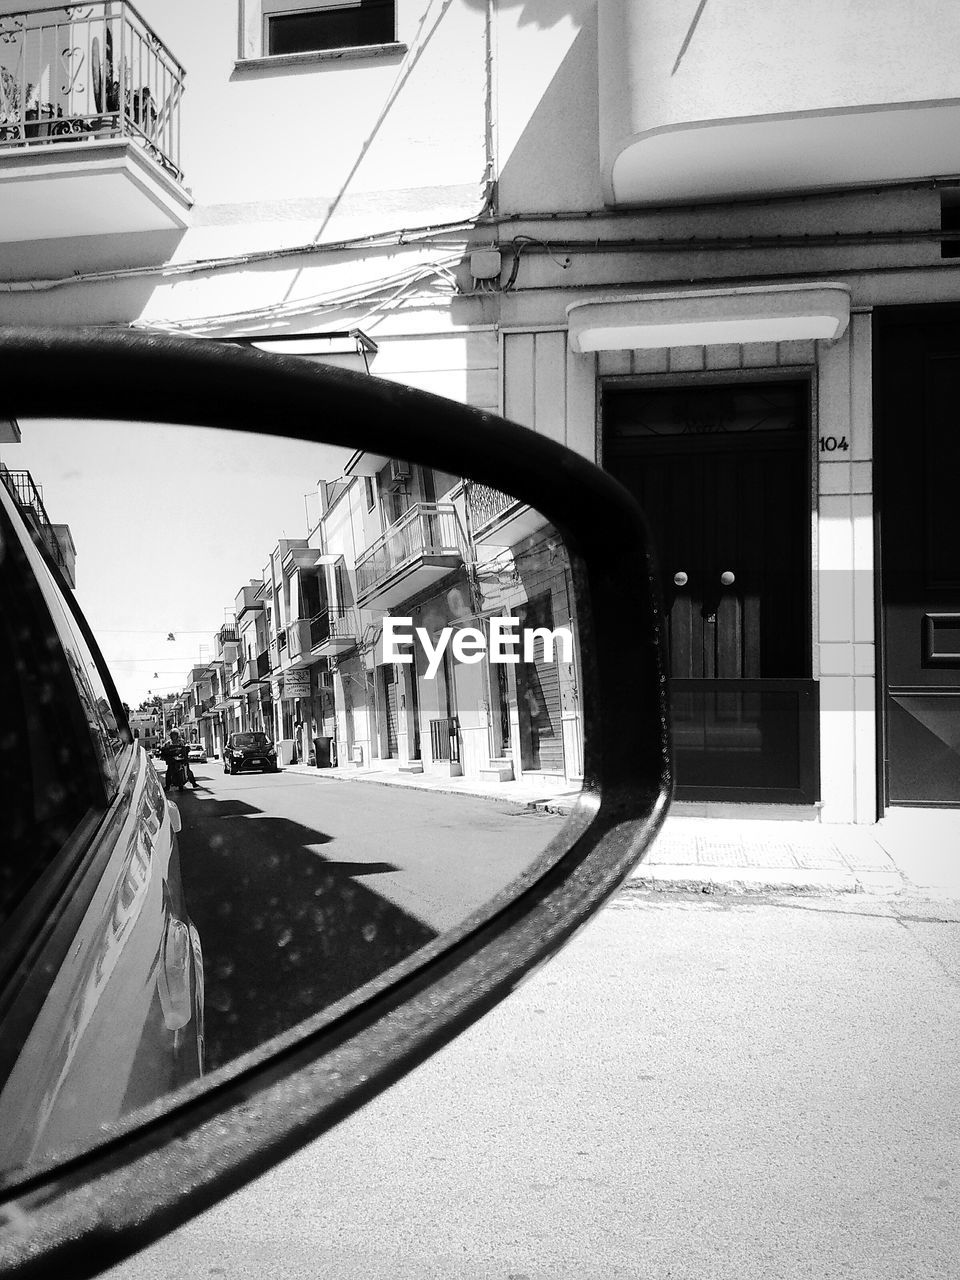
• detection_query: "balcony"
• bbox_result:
[215,623,239,662]
[598,0,960,204]
[235,583,265,620]
[282,606,359,667]
[310,605,357,656]
[467,483,548,549]
[356,504,463,609]
[0,463,76,586]
[223,673,246,704]
[282,617,313,671]
[239,649,271,689]
[0,3,190,241]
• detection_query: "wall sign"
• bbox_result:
[282,671,312,699]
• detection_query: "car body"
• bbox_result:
[0,476,205,1183]
[187,744,207,764]
[223,731,278,774]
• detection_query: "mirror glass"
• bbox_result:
[0,416,584,1185]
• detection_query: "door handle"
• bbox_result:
[720,570,735,586]
[673,571,688,587]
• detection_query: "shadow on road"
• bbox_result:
[173,791,437,1071]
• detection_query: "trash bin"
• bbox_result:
[313,735,333,768]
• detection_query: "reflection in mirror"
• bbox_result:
[0,418,584,1186]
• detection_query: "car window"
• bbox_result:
[0,487,127,928]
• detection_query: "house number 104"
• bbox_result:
[819,435,849,453]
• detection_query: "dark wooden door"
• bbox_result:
[604,381,817,802]
[877,310,960,806]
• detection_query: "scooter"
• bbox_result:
[164,758,189,791]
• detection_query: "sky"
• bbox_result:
[7,418,354,708]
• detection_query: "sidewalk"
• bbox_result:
[278,759,960,898]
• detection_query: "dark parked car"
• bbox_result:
[223,730,279,775]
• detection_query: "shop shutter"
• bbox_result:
[384,666,399,757]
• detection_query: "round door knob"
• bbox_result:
[673,571,688,587]
[720,570,736,586]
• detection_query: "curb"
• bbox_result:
[282,764,571,812]
[276,765,908,898]
[622,864,906,897]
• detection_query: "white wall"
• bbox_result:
[599,0,960,138]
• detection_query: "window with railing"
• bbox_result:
[0,3,185,179]
[356,503,462,596]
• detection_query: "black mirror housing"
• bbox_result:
[0,329,670,1279]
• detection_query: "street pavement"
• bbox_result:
[171,762,565,1069]
[276,761,960,902]
[104,886,960,1280]
[100,757,960,1278]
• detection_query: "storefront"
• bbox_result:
[875,305,960,808]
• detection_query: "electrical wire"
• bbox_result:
[134,252,465,337]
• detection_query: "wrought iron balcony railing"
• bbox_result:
[309,604,357,649]
[0,2,185,179]
[285,607,358,659]
[0,463,69,572]
[467,482,517,533]
[356,503,462,598]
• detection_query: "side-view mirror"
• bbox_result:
[0,329,670,1278]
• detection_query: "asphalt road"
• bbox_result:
[169,762,564,1068]
[106,888,960,1280]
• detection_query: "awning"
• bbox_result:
[567,283,851,353]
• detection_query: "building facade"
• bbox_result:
[177,460,581,790]
[5,2,960,819]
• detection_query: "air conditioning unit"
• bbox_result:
[390,459,411,483]
[319,669,333,689]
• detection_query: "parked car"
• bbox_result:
[0,473,204,1185]
[188,743,207,764]
[223,731,279,775]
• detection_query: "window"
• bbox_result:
[0,487,127,927]
[364,476,375,511]
[259,0,395,57]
